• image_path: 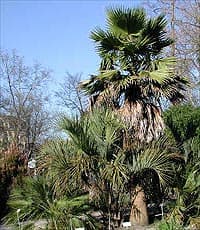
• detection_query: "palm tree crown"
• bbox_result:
[80,7,189,142]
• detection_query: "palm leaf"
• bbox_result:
[138,57,176,84]
[106,7,146,35]
[131,139,175,187]
[79,76,105,95]
[97,69,119,81]
[4,177,96,230]
[101,152,128,190]
[90,28,121,56]
[141,14,173,53]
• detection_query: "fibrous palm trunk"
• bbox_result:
[119,101,164,143]
[130,186,149,226]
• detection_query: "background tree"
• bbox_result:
[0,50,52,154]
[55,73,87,116]
[144,0,200,104]
[0,50,52,220]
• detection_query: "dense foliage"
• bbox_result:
[163,104,200,228]
[0,143,27,219]
[5,176,97,230]
[164,104,200,144]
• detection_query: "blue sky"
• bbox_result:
[1,0,143,85]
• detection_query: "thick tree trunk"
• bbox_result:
[130,186,149,226]
[120,101,164,143]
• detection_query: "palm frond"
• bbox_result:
[160,76,189,103]
[79,75,105,95]
[58,115,97,156]
[90,28,121,56]
[131,139,175,187]
[97,69,119,81]
[101,152,128,190]
[4,176,96,229]
[139,57,176,84]
[87,108,124,158]
[141,14,173,53]
[106,7,146,35]
[5,176,55,225]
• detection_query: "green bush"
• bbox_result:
[157,219,184,230]
[4,176,98,230]
[164,104,200,144]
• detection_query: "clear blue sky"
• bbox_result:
[1,0,143,85]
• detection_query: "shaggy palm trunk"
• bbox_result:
[120,101,164,143]
[130,186,149,226]
[88,184,98,201]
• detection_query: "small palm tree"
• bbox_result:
[80,7,189,143]
[40,108,128,229]
[4,176,96,230]
[127,139,176,225]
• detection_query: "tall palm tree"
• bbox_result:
[80,7,189,143]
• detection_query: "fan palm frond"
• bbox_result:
[79,75,106,96]
[91,28,121,56]
[86,108,124,159]
[5,176,96,230]
[106,7,146,35]
[59,115,97,157]
[131,139,175,187]
[101,152,128,190]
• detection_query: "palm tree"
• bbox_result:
[40,108,128,229]
[40,108,176,226]
[5,176,97,230]
[127,139,176,225]
[80,7,189,143]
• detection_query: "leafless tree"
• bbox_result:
[55,73,88,116]
[0,50,52,154]
[143,0,200,104]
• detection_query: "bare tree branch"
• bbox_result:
[0,50,52,153]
